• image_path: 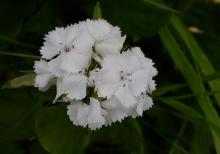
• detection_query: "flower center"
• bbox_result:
[58,43,74,53]
[120,70,132,82]
[64,47,71,52]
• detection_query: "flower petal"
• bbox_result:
[95,27,126,57]
[35,74,53,91]
[61,51,91,74]
[87,98,106,130]
[85,19,113,41]
[114,83,137,108]
[101,52,141,73]
[94,69,121,98]
[67,101,89,127]
[40,27,66,59]
[61,74,87,100]
[48,55,64,77]
[34,60,53,91]
[101,97,128,126]
[129,70,148,96]
[136,94,153,116]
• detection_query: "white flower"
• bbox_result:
[34,60,54,91]
[35,19,157,130]
[54,72,87,102]
[84,19,126,57]
[67,101,89,127]
[92,51,154,108]
[41,24,95,76]
[101,97,129,126]
[67,98,105,130]
[129,93,153,118]
[130,47,158,92]
[87,98,106,130]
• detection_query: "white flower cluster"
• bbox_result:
[34,19,157,130]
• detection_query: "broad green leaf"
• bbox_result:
[30,140,49,154]
[0,140,24,154]
[0,89,43,141]
[35,105,90,154]
[93,2,102,19]
[88,118,144,154]
[170,15,220,107]
[2,73,35,89]
[91,0,172,38]
[159,27,220,154]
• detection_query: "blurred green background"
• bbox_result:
[0,0,220,154]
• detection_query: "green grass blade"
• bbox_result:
[204,71,220,82]
[159,27,220,154]
[143,0,179,13]
[153,83,187,96]
[191,126,211,154]
[0,51,40,59]
[0,35,38,49]
[170,15,220,106]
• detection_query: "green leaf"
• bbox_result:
[95,0,172,38]
[35,105,90,154]
[89,118,144,154]
[0,89,43,141]
[93,2,102,19]
[159,27,220,154]
[170,15,220,107]
[191,126,211,154]
[0,35,37,49]
[0,140,25,154]
[144,0,179,13]
[160,99,203,120]
[204,72,220,82]
[0,51,40,59]
[2,73,35,89]
[30,140,49,154]
[0,0,35,37]
[153,83,187,96]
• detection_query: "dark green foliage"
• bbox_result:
[0,0,220,154]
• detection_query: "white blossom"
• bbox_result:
[41,24,94,76]
[67,101,89,127]
[129,93,153,118]
[34,60,54,91]
[67,98,105,130]
[92,51,154,108]
[101,97,129,126]
[83,19,126,57]
[130,47,158,92]
[87,98,106,130]
[35,19,157,130]
[54,72,87,102]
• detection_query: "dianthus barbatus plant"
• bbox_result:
[34,19,157,130]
